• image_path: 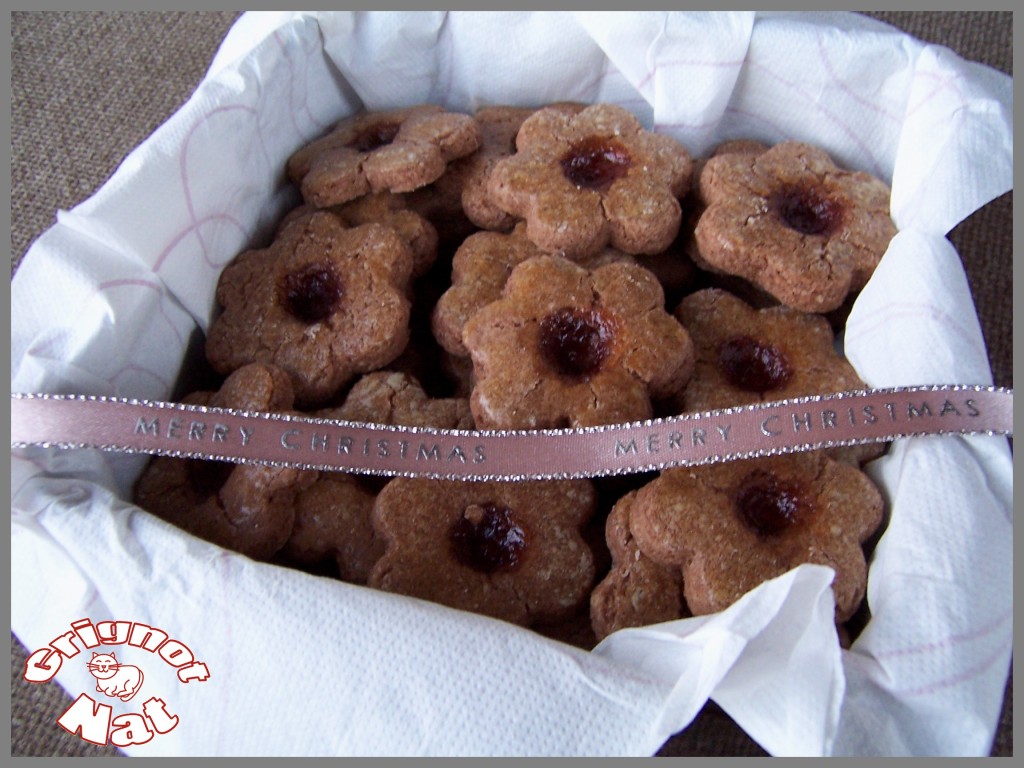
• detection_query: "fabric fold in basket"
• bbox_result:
[10,11,1013,756]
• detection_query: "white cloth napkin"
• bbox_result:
[10,11,1012,756]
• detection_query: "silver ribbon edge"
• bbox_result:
[10,385,1014,481]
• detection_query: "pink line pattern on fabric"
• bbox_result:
[273,28,332,137]
[873,609,1011,661]
[905,68,967,120]
[153,213,249,273]
[662,105,790,138]
[895,632,1011,697]
[172,104,271,271]
[634,56,746,93]
[815,30,903,124]
[109,364,172,393]
[742,59,887,178]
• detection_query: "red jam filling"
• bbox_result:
[560,136,632,190]
[735,471,804,535]
[282,263,343,324]
[450,503,527,574]
[539,307,614,378]
[346,121,401,153]
[719,335,792,393]
[772,184,842,236]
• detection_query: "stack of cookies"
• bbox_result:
[134,102,895,646]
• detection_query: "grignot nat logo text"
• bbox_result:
[22,617,211,748]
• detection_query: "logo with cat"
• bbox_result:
[22,617,211,748]
[87,651,145,702]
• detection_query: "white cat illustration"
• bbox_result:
[86,652,144,702]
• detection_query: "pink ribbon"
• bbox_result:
[10,386,1012,480]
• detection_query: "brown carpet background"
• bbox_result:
[9,11,1012,757]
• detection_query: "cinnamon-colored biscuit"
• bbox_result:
[369,477,597,626]
[488,103,693,260]
[403,102,589,245]
[459,103,587,231]
[280,193,438,278]
[282,474,379,583]
[287,105,482,208]
[433,223,637,359]
[431,224,548,358]
[693,140,897,312]
[462,254,695,428]
[590,491,687,641]
[282,372,474,581]
[674,287,885,464]
[628,452,884,622]
[133,364,316,561]
[682,139,770,267]
[323,370,474,429]
[451,105,537,232]
[206,212,415,407]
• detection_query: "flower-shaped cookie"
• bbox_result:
[281,474,379,583]
[693,140,897,312]
[282,371,474,582]
[462,254,695,428]
[590,490,687,641]
[458,103,588,231]
[369,478,597,626]
[133,364,316,561]
[675,288,868,409]
[488,103,693,260]
[433,224,636,358]
[280,192,439,278]
[287,105,482,208]
[206,212,414,407]
[628,452,884,622]
[679,139,770,264]
[674,288,885,465]
[432,224,548,358]
[403,103,588,247]
[443,105,538,232]
[322,370,474,430]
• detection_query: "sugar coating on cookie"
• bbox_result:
[133,364,316,561]
[628,452,884,622]
[590,491,687,641]
[463,254,695,428]
[693,140,897,312]
[487,103,693,260]
[369,478,597,626]
[206,212,415,407]
[287,105,482,208]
